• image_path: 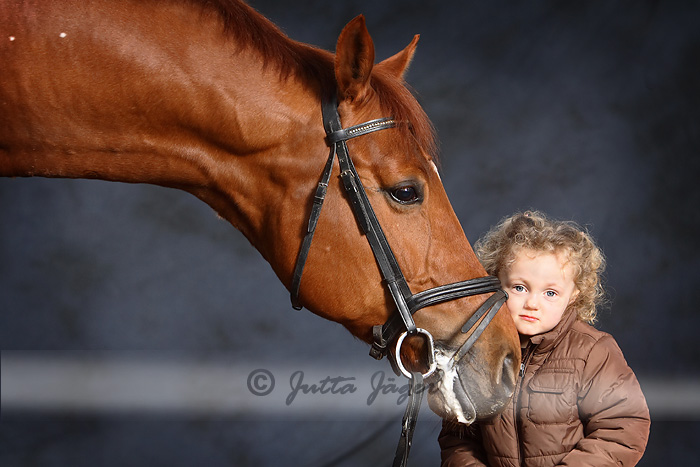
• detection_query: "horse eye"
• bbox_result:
[390,185,421,204]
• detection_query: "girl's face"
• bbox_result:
[499,248,579,345]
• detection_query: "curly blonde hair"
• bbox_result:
[474,211,606,324]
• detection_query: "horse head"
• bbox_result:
[284,16,520,424]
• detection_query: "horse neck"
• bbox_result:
[0,0,330,265]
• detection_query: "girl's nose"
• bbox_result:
[524,294,538,309]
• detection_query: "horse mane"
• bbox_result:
[190,0,438,159]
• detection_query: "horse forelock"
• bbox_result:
[371,71,439,164]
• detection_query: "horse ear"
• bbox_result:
[376,34,419,81]
[335,15,375,103]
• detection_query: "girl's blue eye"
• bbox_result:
[545,290,557,298]
[514,285,525,292]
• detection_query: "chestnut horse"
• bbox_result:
[0,0,518,428]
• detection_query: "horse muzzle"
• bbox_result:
[428,339,518,424]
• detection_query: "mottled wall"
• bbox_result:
[2,1,698,466]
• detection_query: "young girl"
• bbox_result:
[440,211,650,466]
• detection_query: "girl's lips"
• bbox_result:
[519,315,538,322]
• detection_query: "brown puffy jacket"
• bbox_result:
[439,308,650,467]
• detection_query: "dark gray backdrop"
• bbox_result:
[2,0,699,465]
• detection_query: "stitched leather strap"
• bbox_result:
[370,276,502,360]
[290,100,398,311]
[290,141,336,310]
[392,371,424,467]
[454,289,508,361]
[289,95,508,467]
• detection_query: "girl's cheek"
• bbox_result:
[507,299,520,317]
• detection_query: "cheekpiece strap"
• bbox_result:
[291,96,402,312]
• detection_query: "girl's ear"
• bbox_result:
[569,288,580,305]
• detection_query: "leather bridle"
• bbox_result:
[290,94,507,467]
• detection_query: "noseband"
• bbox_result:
[290,95,507,467]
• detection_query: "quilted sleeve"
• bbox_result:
[438,420,489,467]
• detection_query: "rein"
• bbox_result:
[291,95,507,467]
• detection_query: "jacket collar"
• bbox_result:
[525,307,578,354]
